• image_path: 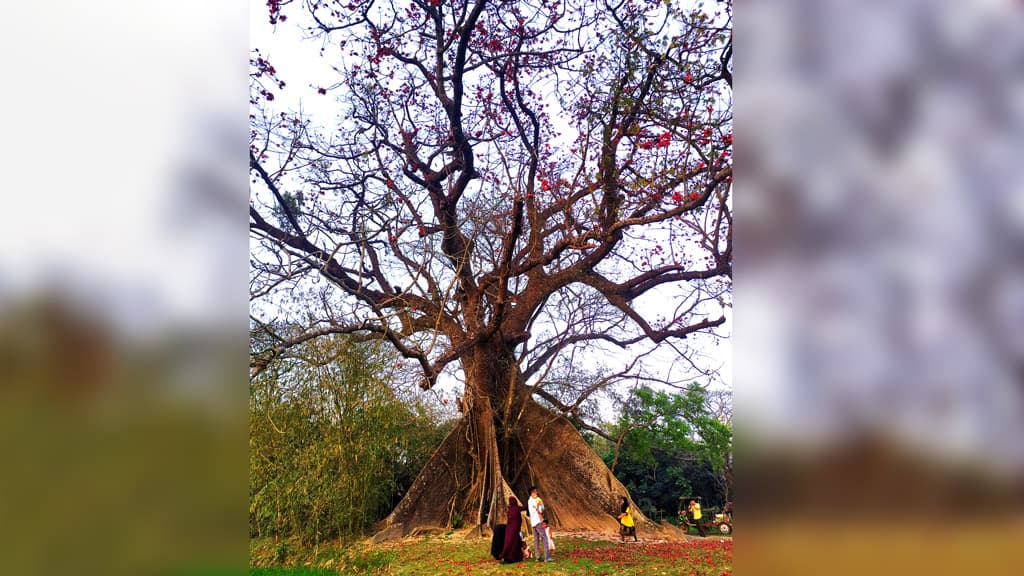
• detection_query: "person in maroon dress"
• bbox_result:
[500,496,528,563]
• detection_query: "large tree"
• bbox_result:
[249,0,732,537]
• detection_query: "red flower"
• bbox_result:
[541,178,551,191]
[685,72,693,83]
[689,192,699,201]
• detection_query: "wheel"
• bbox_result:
[718,522,731,535]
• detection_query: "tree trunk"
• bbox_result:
[374,342,669,540]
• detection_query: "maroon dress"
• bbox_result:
[500,497,528,563]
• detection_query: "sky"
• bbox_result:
[1,1,248,340]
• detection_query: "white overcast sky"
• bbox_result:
[1,1,248,339]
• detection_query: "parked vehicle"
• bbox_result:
[678,497,732,535]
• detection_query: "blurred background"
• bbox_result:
[0,2,249,575]
[737,0,1023,574]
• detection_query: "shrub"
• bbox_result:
[250,334,450,542]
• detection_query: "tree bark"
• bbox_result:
[375,341,668,539]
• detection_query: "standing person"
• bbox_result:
[527,486,553,562]
[617,496,638,542]
[688,499,707,538]
[500,496,528,563]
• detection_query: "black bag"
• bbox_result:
[490,524,507,560]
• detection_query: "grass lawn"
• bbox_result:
[251,533,732,576]
[249,565,337,569]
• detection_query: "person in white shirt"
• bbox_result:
[526,486,553,562]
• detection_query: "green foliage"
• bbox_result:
[274,542,289,564]
[611,448,728,520]
[598,384,732,519]
[615,384,732,473]
[345,549,397,573]
[249,334,450,543]
[271,191,305,233]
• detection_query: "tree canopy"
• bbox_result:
[250,0,731,386]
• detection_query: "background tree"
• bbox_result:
[250,0,732,536]
[597,384,732,521]
[249,332,451,543]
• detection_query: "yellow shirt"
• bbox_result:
[690,502,702,520]
[620,507,635,528]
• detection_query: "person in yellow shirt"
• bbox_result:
[618,496,637,542]
[688,499,707,537]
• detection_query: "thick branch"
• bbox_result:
[250,151,304,235]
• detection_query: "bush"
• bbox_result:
[250,334,450,543]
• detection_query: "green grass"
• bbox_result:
[251,533,732,576]
[249,565,337,569]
